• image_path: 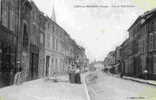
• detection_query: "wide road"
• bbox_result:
[87,71,156,100]
[0,76,87,100]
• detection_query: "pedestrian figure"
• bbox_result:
[120,73,123,78]
[70,64,76,83]
[53,72,58,82]
[68,64,72,83]
[143,69,148,80]
[75,67,81,84]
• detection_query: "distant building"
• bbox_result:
[104,51,116,68]
[93,61,104,70]
[119,39,132,75]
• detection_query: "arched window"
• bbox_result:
[23,23,28,48]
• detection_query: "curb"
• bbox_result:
[123,77,156,87]
[81,74,91,100]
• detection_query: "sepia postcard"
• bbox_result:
[0,0,156,100]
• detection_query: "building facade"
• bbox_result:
[114,8,156,79]
[0,0,88,88]
[0,0,19,87]
[44,18,67,76]
[0,0,46,87]
[104,51,116,70]
[44,17,88,76]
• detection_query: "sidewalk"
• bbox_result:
[0,75,88,100]
[123,76,156,86]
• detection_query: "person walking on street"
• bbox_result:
[53,72,58,82]
[68,64,72,83]
[143,69,148,80]
[68,64,76,83]
[75,66,81,84]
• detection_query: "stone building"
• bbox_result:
[0,0,34,87]
[119,39,133,75]
[29,1,46,79]
[0,0,46,87]
[73,46,87,71]
[0,0,88,87]
[128,9,156,79]
[117,8,156,79]
[59,30,75,74]
[26,1,46,80]
[44,15,88,76]
[44,16,53,77]
[45,17,67,76]
[15,0,45,81]
[38,12,46,78]
[44,17,83,76]
[104,51,116,68]
[52,23,69,75]
[0,0,19,87]
[104,51,119,73]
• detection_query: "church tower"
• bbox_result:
[51,0,56,22]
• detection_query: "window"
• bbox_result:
[2,0,7,28]
[40,33,44,44]
[52,23,54,32]
[149,33,154,51]
[138,39,144,53]
[48,22,50,29]
[154,34,156,49]
[153,55,156,73]
[0,0,1,22]
[143,40,145,53]
[51,58,54,68]
[23,23,29,48]
[147,21,154,33]
[46,34,50,48]
[56,39,58,51]
[10,10,15,32]
[50,36,53,49]
[52,37,55,50]
[15,14,18,33]
[55,58,58,72]
[54,38,57,50]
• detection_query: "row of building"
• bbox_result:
[0,0,88,87]
[104,8,156,80]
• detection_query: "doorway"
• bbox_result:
[30,53,39,80]
[0,42,16,87]
[45,56,50,76]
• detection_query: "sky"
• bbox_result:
[32,0,156,61]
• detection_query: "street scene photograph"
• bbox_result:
[0,0,156,100]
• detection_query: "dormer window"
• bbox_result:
[147,21,154,33]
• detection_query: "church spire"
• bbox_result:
[51,0,56,22]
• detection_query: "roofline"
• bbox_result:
[128,8,156,31]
